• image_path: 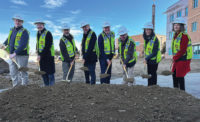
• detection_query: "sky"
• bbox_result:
[0,0,179,53]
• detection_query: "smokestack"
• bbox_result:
[152,0,155,31]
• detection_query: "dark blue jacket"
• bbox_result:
[98,32,115,61]
[4,26,29,55]
[81,29,97,64]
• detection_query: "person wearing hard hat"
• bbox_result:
[81,22,98,85]
[118,26,137,85]
[59,24,76,82]
[171,18,192,91]
[1,15,30,87]
[98,22,115,84]
[35,20,55,86]
[143,22,161,86]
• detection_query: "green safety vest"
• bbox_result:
[172,32,193,60]
[60,36,76,61]
[6,27,30,54]
[119,36,137,63]
[144,36,161,63]
[37,30,55,56]
[100,31,115,55]
[83,30,99,57]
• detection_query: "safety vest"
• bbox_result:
[172,32,193,60]
[144,36,161,63]
[60,36,76,61]
[119,36,137,63]
[83,30,99,57]
[6,27,30,54]
[100,31,115,55]
[37,30,55,56]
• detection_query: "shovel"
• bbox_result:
[141,63,152,79]
[0,49,28,72]
[34,61,46,75]
[79,60,89,71]
[62,60,75,82]
[100,61,112,79]
[120,59,134,83]
[161,62,173,76]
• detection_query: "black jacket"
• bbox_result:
[59,34,75,63]
[36,28,55,74]
[120,37,136,68]
[81,29,97,64]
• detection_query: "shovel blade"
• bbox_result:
[80,67,89,71]
[141,74,152,79]
[34,70,46,75]
[161,71,173,76]
[125,78,134,83]
[100,74,110,79]
[18,67,29,72]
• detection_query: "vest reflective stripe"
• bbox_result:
[119,36,137,63]
[6,28,30,54]
[60,36,76,61]
[83,30,99,57]
[172,32,193,60]
[37,30,55,56]
[101,32,115,55]
[144,36,161,63]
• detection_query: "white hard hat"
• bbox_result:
[118,26,128,36]
[172,18,186,25]
[34,20,45,25]
[12,15,24,21]
[81,22,89,28]
[103,22,111,28]
[61,24,70,30]
[143,22,153,29]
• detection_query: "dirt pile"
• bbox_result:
[0,83,200,122]
[0,58,9,74]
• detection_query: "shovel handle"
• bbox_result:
[11,59,20,68]
[66,60,75,81]
[105,61,112,74]
[120,59,129,78]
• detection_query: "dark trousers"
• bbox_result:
[147,63,158,86]
[100,59,112,84]
[42,74,55,86]
[84,63,96,85]
[172,70,185,91]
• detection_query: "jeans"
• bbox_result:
[84,63,96,85]
[42,74,55,86]
[62,62,75,81]
[100,59,112,84]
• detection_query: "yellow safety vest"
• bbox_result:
[144,36,161,63]
[37,30,55,56]
[100,31,115,55]
[119,36,137,63]
[60,36,76,61]
[172,32,193,60]
[6,27,29,54]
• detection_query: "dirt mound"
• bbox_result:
[0,83,200,122]
[0,58,9,74]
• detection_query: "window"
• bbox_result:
[169,32,173,39]
[135,41,140,46]
[192,22,198,32]
[170,14,174,22]
[185,7,188,16]
[177,10,182,17]
[193,45,200,54]
[193,0,198,8]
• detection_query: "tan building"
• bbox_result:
[188,0,200,59]
[116,34,166,57]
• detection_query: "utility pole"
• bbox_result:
[152,0,155,31]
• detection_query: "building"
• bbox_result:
[188,0,200,59]
[115,34,166,58]
[164,0,188,58]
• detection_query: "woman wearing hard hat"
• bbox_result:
[171,18,192,91]
[143,22,161,86]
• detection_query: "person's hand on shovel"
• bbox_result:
[143,59,147,64]
[9,52,16,59]
[70,60,75,66]
[82,59,85,64]
[107,59,112,65]
[123,64,126,68]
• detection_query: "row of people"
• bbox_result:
[1,16,192,91]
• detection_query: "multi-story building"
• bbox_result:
[164,0,188,58]
[188,0,200,59]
